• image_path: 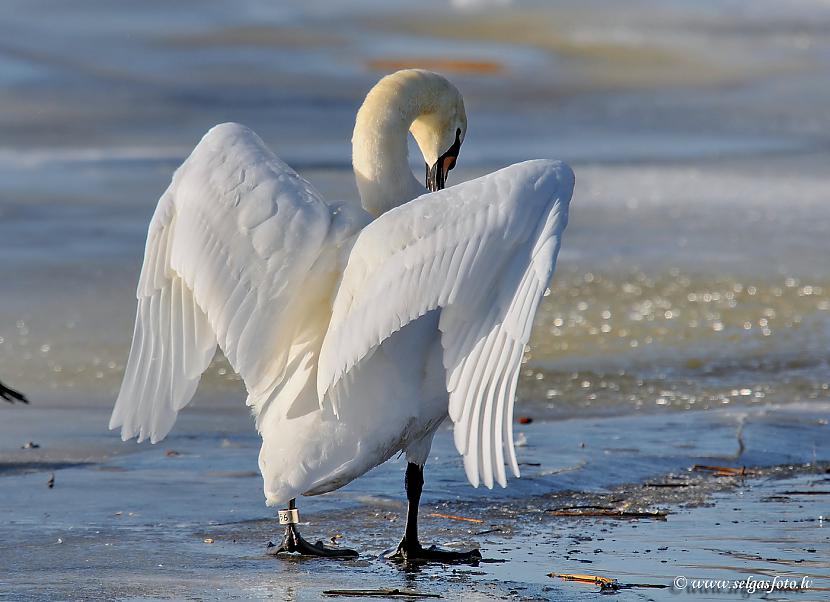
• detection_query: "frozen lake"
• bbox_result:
[1,0,830,599]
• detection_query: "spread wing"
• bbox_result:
[317,160,574,489]
[110,123,333,443]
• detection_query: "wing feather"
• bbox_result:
[318,159,574,488]
[110,123,335,443]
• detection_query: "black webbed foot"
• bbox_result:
[388,463,483,565]
[267,523,358,558]
[387,536,481,565]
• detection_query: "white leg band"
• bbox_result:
[278,508,300,525]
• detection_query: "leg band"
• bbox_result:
[278,508,300,525]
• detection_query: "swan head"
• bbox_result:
[408,75,467,192]
[352,69,467,216]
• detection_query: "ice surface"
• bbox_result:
[2,1,830,597]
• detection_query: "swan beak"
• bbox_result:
[426,129,462,192]
[426,153,457,192]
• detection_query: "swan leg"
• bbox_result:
[387,463,482,564]
[0,381,27,404]
[266,498,358,559]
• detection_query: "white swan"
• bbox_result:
[110,69,574,561]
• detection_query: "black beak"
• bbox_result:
[426,129,462,192]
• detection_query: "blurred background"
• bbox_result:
[2,0,830,419]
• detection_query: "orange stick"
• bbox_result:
[549,573,617,586]
[428,512,484,524]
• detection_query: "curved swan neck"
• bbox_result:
[352,71,439,218]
